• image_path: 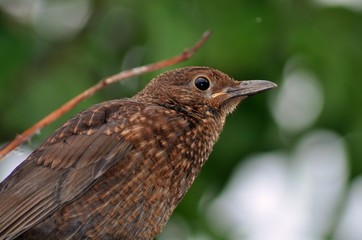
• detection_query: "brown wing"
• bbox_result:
[0,100,135,239]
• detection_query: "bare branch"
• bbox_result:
[0,31,211,160]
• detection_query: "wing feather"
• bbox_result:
[0,100,135,239]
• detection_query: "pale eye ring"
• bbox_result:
[194,77,210,91]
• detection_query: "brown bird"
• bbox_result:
[0,66,276,240]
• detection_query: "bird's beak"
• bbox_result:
[226,80,277,98]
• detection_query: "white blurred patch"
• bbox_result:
[255,17,262,23]
[0,0,39,22]
[207,153,292,240]
[207,130,348,240]
[158,214,191,240]
[292,131,347,238]
[334,176,362,240]
[0,0,91,40]
[314,0,362,12]
[0,146,32,182]
[271,64,323,133]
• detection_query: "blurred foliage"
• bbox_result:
[1,0,362,239]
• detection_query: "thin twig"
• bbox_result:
[0,31,211,160]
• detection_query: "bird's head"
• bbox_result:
[135,66,277,119]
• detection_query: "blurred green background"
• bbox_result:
[1,0,362,239]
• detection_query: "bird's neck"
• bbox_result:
[168,111,226,192]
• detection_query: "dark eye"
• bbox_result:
[194,77,210,91]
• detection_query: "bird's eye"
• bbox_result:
[194,77,210,91]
